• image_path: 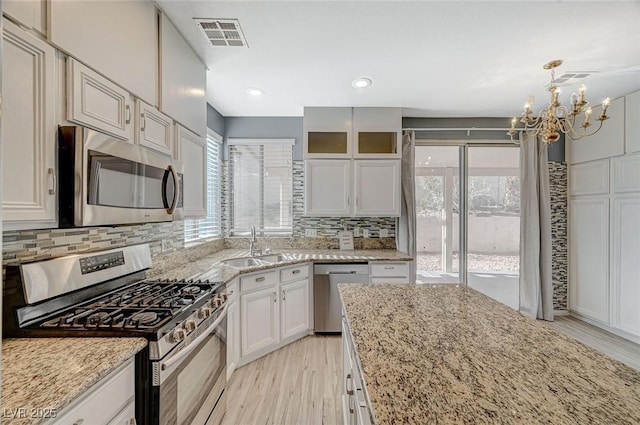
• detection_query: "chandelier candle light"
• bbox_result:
[508,59,611,144]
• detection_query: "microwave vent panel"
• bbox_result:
[194,19,248,48]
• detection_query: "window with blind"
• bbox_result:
[229,139,294,236]
[184,132,222,242]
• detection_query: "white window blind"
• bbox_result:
[229,140,293,235]
[184,133,222,242]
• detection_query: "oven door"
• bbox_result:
[153,306,227,425]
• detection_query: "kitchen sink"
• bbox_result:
[221,253,288,269]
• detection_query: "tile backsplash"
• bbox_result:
[3,221,185,265]
[549,162,568,311]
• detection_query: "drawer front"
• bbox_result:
[370,262,409,278]
[51,359,134,425]
[371,277,409,284]
[240,270,278,292]
[280,263,310,282]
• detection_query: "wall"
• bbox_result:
[207,104,225,136]
[224,116,304,159]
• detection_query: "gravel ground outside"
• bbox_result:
[416,252,520,273]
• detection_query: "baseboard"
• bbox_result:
[553,309,570,316]
[569,311,640,346]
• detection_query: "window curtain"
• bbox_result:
[519,132,554,321]
[397,131,417,283]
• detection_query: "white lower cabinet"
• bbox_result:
[569,197,610,323]
[281,279,311,339]
[369,261,410,283]
[611,196,640,337]
[226,280,240,380]
[241,286,280,357]
[46,359,135,425]
[2,19,58,230]
[237,264,312,368]
[342,316,372,425]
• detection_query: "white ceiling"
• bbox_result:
[158,0,640,118]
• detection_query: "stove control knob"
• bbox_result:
[169,328,186,343]
[212,296,223,308]
[198,307,212,319]
[184,320,197,332]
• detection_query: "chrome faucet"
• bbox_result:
[249,226,261,256]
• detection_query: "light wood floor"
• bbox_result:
[221,317,640,425]
[546,315,640,371]
[222,335,342,425]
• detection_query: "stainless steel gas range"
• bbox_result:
[2,244,227,425]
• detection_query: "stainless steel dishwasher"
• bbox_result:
[314,263,369,333]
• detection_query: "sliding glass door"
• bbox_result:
[415,143,521,310]
[415,146,462,283]
[467,147,520,309]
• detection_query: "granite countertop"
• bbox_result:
[1,338,147,425]
[339,283,640,424]
[148,248,412,282]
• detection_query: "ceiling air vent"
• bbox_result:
[548,71,597,86]
[194,19,248,47]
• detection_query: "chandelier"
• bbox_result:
[508,59,611,144]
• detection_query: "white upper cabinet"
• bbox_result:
[625,90,640,154]
[135,99,173,157]
[354,160,401,216]
[48,0,157,105]
[3,0,46,34]
[353,107,402,158]
[67,58,133,141]
[567,97,625,164]
[177,125,207,218]
[304,107,402,158]
[2,19,57,229]
[304,107,353,158]
[569,159,609,197]
[305,160,351,216]
[160,13,206,137]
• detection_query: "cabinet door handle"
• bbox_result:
[48,168,56,195]
[347,196,350,206]
[72,420,84,425]
[125,105,131,124]
[292,269,301,275]
[356,196,358,206]
[273,292,277,303]
[255,276,265,282]
[127,418,137,425]
[282,290,286,301]
[141,114,146,131]
[384,266,394,270]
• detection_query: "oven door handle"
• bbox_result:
[161,303,228,371]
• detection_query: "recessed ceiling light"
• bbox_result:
[246,87,263,96]
[352,78,372,88]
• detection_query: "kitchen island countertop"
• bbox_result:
[339,283,640,424]
[1,337,147,425]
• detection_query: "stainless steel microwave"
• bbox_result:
[58,126,183,227]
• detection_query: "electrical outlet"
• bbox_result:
[380,229,389,238]
[305,228,317,238]
[362,229,369,238]
[354,227,361,237]
[161,239,169,252]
